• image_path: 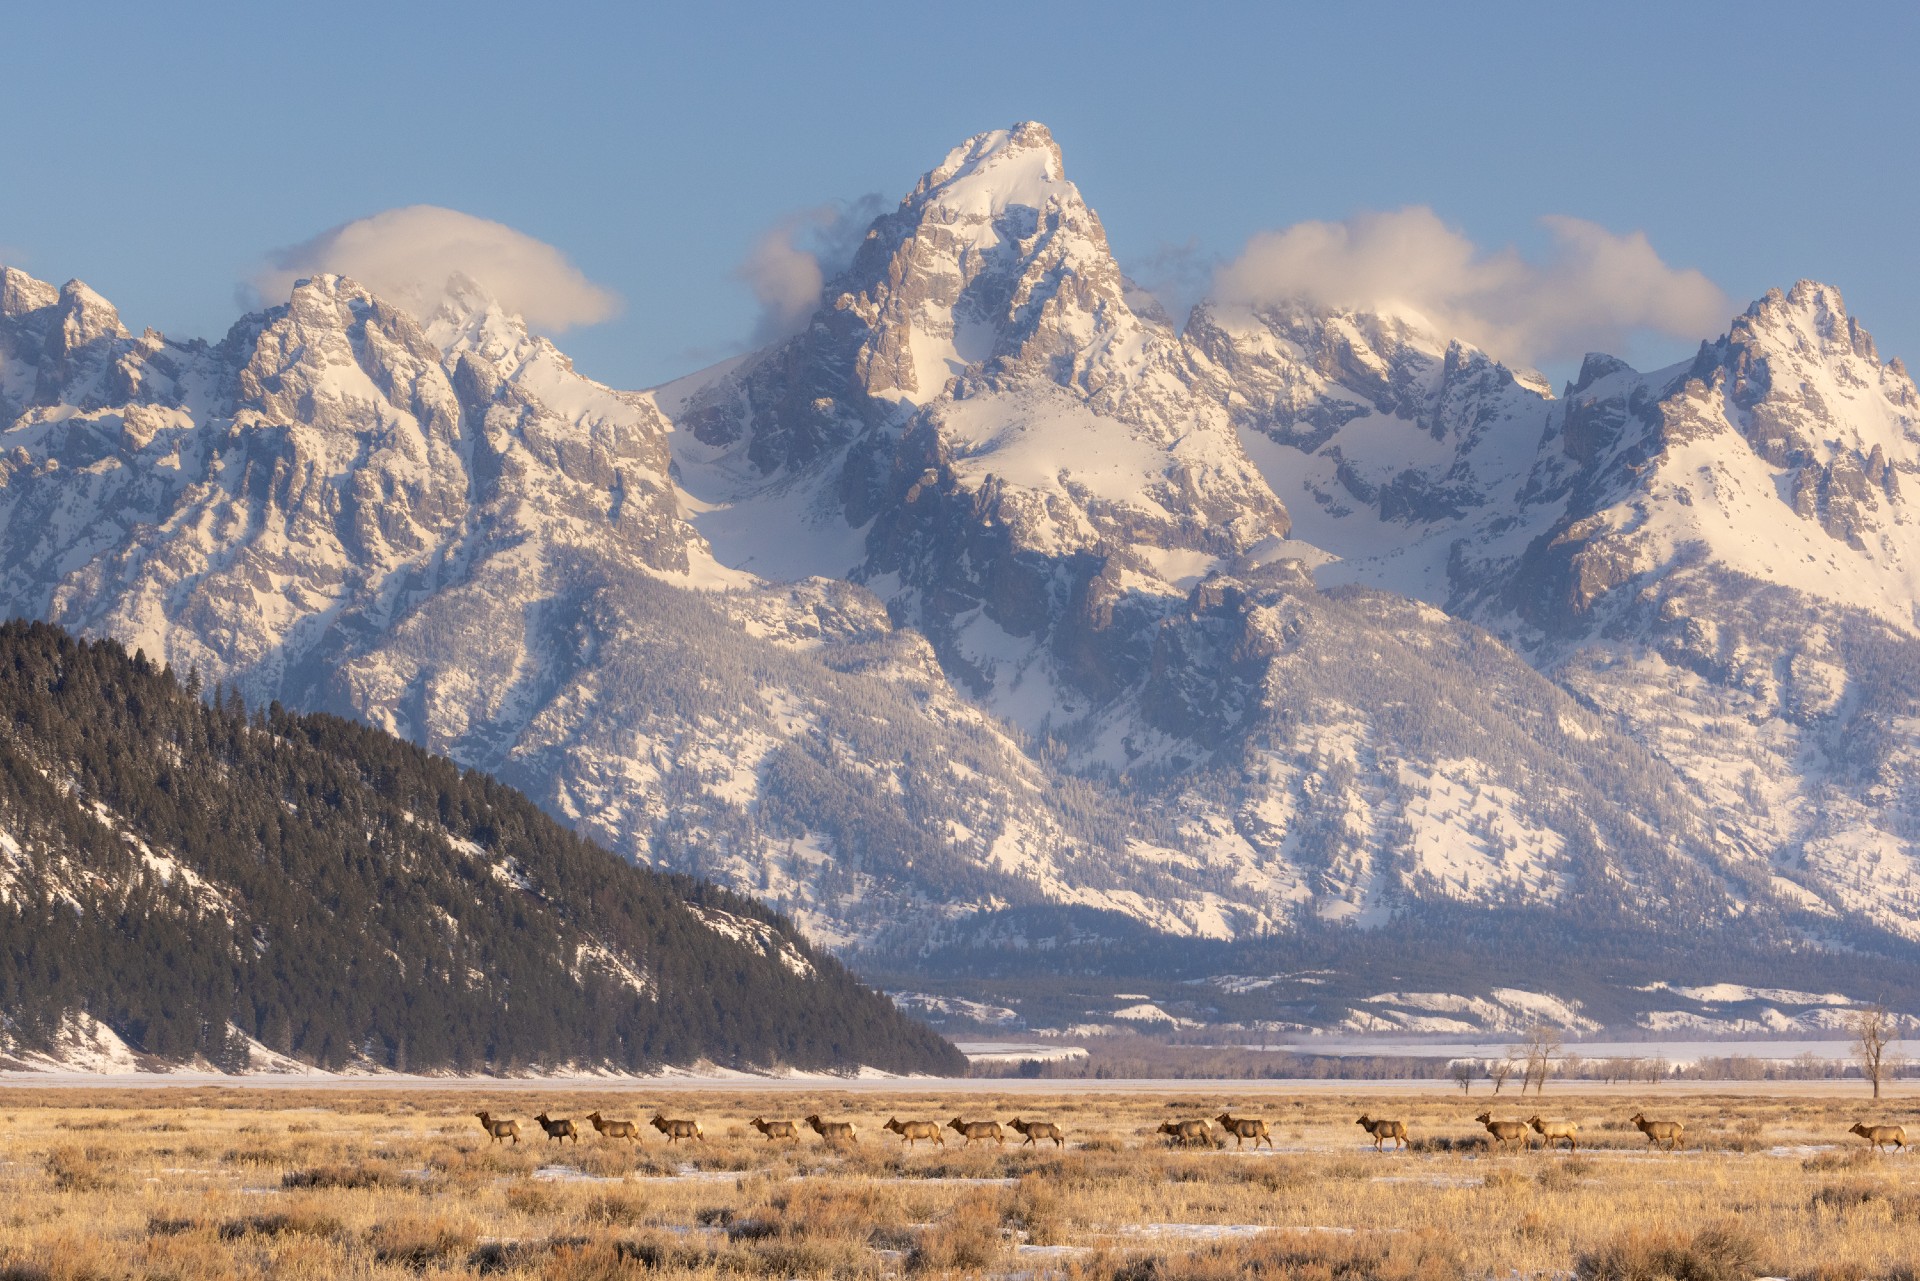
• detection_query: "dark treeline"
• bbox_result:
[0,621,962,1075]
[870,901,1920,1032]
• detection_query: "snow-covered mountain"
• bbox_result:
[6,121,1920,1027]
[1200,275,1920,947]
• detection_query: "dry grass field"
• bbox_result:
[0,1084,1916,1279]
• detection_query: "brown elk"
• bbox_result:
[805,1114,858,1144]
[751,1117,799,1142]
[1475,1111,1528,1153]
[650,1113,703,1144]
[1850,1121,1908,1153]
[1355,1115,1407,1151]
[585,1111,640,1141]
[1214,1113,1272,1149]
[534,1112,578,1144]
[474,1111,519,1144]
[947,1117,1004,1146]
[1009,1118,1066,1148]
[1157,1118,1216,1148]
[883,1117,944,1146]
[1527,1116,1578,1152]
[1630,1112,1684,1151]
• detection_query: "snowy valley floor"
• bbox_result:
[0,1084,1916,1278]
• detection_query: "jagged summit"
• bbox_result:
[0,265,59,317]
[912,120,1069,213]
[673,120,1159,479]
[664,122,1293,733]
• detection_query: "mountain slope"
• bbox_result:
[1222,280,1920,941]
[0,620,962,1074]
[6,123,1920,1009]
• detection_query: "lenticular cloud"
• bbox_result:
[251,206,620,333]
[1212,206,1728,368]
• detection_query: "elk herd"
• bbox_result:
[474,1107,1909,1155]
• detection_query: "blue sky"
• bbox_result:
[4,1,1913,389]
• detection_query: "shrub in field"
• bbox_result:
[579,1191,651,1227]
[907,1192,1009,1275]
[368,1216,475,1269]
[1810,1184,1920,1223]
[215,1209,346,1241]
[1804,1150,1876,1173]
[42,1147,106,1192]
[1575,1221,1763,1281]
[506,1182,562,1216]
[1006,1177,1068,1245]
[1075,1228,1464,1280]
[281,1161,393,1190]
[1480,1167,1529,1191]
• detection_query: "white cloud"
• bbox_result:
[737,195,886,345]
[250,206,619,333]
[1212,206,1728,367]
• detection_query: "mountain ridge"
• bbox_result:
[4,120,1920,1034]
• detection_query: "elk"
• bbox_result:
[534,1112,578,1144]
[948,1117,1004,1147]
[586,1111,640,1141]
[1849,1121,1908,1153]
[1527,1116,1579,1152]
[1629,1112,1684,1151]
[1214,1113,1272,1149]
[1158,1118,1216,1148]
[883,1117,944,1146]
[474,1111,519,1144]
[650,1113,703,1144]
[805,1114,858,1144]
[1475,1111,1528,1153]
[751,1117,799,1142]
[1009,1118,1066,1148]
[1355,1115,1407,1151]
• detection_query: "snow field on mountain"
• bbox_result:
[1395,762,1569,902]
[1641,430,1920,631]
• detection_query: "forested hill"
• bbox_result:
[0,621,962,1076]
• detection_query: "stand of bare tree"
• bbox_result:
[1849,1003,1905,1099]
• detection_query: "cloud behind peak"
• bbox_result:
[250,206,620,334]
[1212,206,1728,368]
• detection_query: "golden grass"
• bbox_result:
[0,1085,1913,1278]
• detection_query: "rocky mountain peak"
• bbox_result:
[829,118,1141,409]
[1568,351,1636,396]
[914,120,1068,207]
[231,273,453,435]
[422,271,535,362]
[0,273,138,409]
[1709,279,1919,469]
[673,120,1167,478]
[1740,279,1882,366]
[1,266,59,319]
[49,278,128,349]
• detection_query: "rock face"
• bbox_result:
[5,122,1920,981]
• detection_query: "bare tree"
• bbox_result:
[1519,1022,1563,1096]
[1849,1003,1902,1100]
[1488,1055,1516,1095]
[1450,1061,1476,1094]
